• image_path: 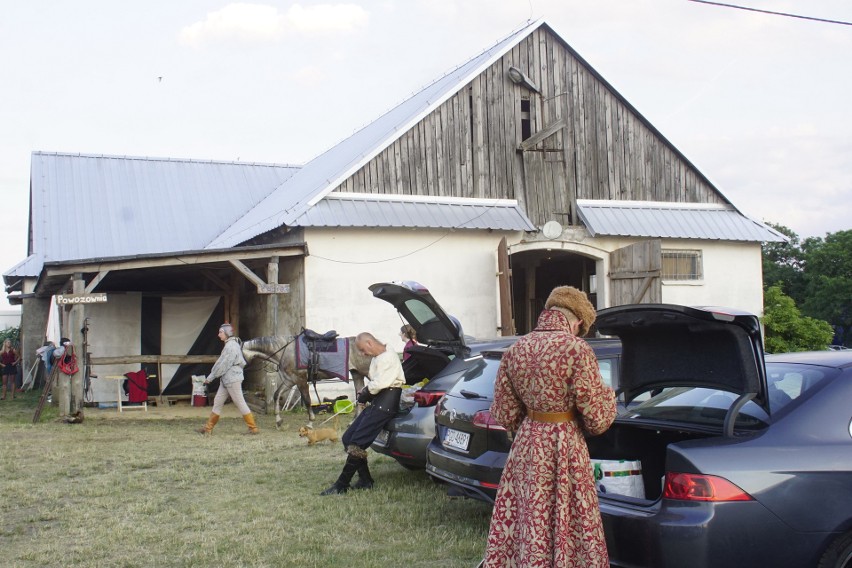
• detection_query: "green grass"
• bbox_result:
[0,392,493,567]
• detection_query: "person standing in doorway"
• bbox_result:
[196,323,259,435]
[1,339,20,400]
[482,286,617,567]
[320,332,405,495]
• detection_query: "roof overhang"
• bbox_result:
[293,192,537,231]
[577,200,787,243]
[30,243,306,298]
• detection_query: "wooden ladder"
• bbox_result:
[32,364,60,424]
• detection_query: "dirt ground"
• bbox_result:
[83,400,243,420]
[83,380,356,421]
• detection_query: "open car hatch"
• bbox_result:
[595,304,769,416]
[369,281,466,356]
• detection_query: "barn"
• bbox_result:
[3,20,783,415]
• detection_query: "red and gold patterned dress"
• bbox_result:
[484,309,617,568]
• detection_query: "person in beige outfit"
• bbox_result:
[196,323,259,435]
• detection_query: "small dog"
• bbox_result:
[298,425,338,445]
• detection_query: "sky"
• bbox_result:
[2,0,851,310]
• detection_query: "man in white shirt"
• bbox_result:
[321,332,405,495]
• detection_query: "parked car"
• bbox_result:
[426,338,622,501]
[368,280,517,469]
[586,305,852,568]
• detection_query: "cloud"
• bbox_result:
[293,65,324,86]
[179,2,369,48]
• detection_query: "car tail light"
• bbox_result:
[663,472,753,502]
[472,410,506,431]
[413,390,445,407]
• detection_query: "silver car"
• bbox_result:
[367,280,516,469]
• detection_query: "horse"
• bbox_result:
[241,335,372,428]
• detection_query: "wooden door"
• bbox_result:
[497,237,515,336]
[609,240,662,305]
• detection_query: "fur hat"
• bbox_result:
[544,286,596,337]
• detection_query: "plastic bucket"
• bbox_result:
[333,399,355,414]
[192,394,208,407]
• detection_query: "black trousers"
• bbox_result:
[341,387,401,449]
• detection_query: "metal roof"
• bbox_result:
[12,152,300,278]
[577,200,787,242]
[206,19,547,249]
[293,193,537,231]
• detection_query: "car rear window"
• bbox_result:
[449,356,501,397]
[449,353,619,398]
[625,362,837,428]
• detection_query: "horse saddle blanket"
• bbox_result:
[296,332,350,382]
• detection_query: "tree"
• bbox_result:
[762,286,833,353]
[801,230,852,346]
[0,327,20,345]
[761,223,806,303]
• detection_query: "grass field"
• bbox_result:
[0,393,493,567]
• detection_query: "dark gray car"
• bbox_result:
[430,304,852,567]
[587,304,852,568]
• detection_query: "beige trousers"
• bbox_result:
[211,381,251,416]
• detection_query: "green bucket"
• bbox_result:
[333,399,355,414]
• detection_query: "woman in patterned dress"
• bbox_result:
[483,286,617,567]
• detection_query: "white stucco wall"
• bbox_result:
[506,233,766,316]
[304,229,767,348]
[304,228,513,348]
[659,240,765,315]
[85,294,142,403]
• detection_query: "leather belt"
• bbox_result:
[527,408,575,423]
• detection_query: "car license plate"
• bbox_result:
[443,428,470,451]
[375,429,390,445]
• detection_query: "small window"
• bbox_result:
[662,250,703,281]
[520,98,531,141]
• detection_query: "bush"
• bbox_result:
[763,286,833,353]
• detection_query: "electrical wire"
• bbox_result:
[309,203,501,265]
[687,0,852,26]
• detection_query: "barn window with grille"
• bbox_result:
[662,250,703,281]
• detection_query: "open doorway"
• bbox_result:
[510,249,598,335]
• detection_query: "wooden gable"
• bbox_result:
[337,25,727,228]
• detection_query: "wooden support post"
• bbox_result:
[266,256,279,412]
[229,271,240,334]
[68,274,85,415]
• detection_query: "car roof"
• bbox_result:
[765,350,852,369]
[479,337,621,359]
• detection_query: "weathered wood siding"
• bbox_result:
[337,27,726,227]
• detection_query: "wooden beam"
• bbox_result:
[609,269,661,280]
[518,118,566,152]
[201,269,231,291]
[630,276,655,304]
[84,270,110,294]
[228,260,266,288]
[90,355,218,365]
[44,246,305,277]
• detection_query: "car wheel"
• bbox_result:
[818,531,852,568]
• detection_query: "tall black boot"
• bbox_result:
[320,455,360,495]
[352,458,374,490]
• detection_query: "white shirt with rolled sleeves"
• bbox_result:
[366,347,405,394]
